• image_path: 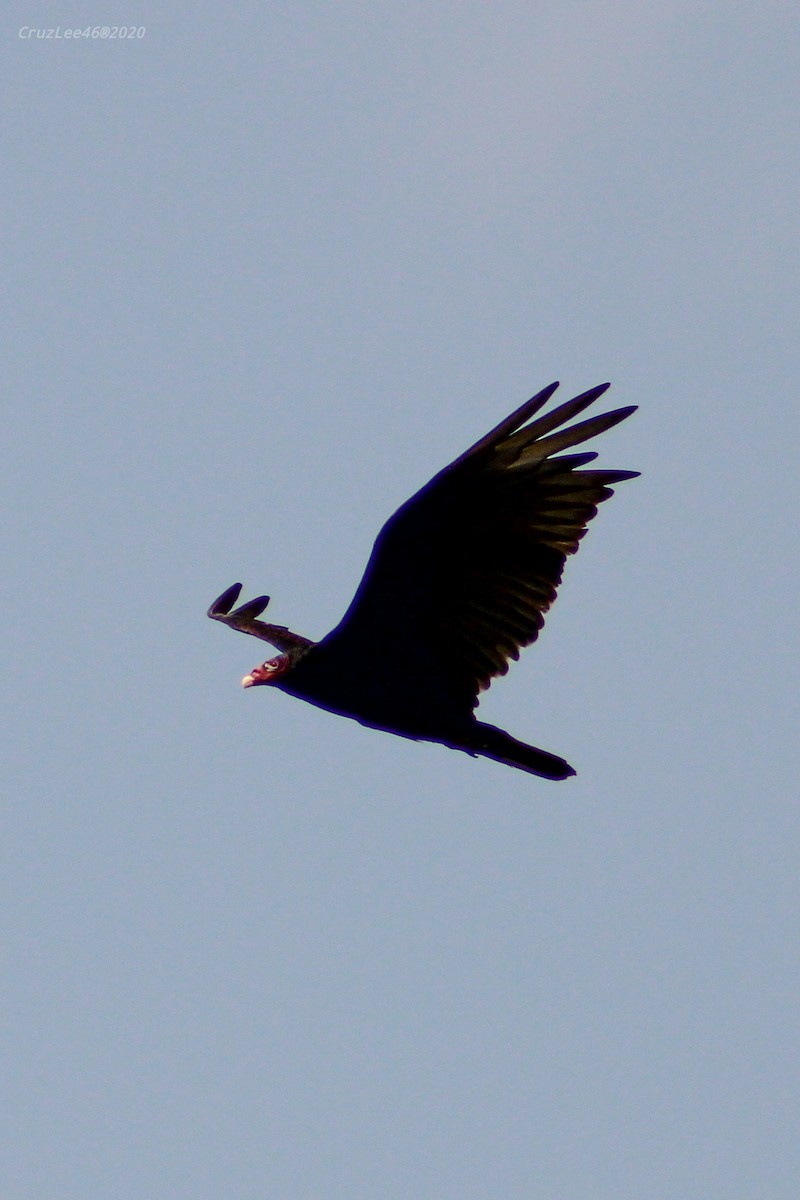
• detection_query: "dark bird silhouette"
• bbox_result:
[208,381,637,779]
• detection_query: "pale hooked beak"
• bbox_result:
[242,664,269,688]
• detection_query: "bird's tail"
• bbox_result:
[473,722,576,781]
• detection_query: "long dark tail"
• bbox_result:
[473,722,576,780]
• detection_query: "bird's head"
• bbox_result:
[242,653,292,688]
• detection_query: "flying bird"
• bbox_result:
[208,381,637,779]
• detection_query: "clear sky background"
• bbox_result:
[3,3,798,1198]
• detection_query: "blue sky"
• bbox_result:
[4,4,798,1197]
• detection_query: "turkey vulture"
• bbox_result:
[208,381,637,779]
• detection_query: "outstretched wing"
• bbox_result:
[207,583,315,653]
[320,382,638,708]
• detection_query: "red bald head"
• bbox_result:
[241,653,292,688]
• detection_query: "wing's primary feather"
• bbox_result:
[208,584,315,653]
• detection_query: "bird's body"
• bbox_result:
[209,381,638,779]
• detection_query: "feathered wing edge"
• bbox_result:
[415,384,639,694]
[442,380,563,471]
[434,380,635,476]
[207,583,314,653]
